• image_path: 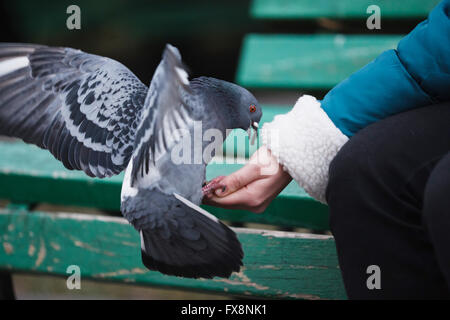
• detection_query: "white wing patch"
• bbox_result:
[0,57,29,77]
[175,67,189,85]
[121,160,138,201]
[140,230,146,252]
[173,192,219,223]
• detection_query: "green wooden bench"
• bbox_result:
[251,0,440,19]
[237,0,440,90]
[0,105,342,300]
[237,34,402,89]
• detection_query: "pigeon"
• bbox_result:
[0,43,262,278]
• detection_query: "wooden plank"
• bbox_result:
[0,208,346,299]
[251,0,440,19]
[0,140,329,230]
[236,34,402,89]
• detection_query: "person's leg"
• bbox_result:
[326,101,450,299]
[423,152,450,286]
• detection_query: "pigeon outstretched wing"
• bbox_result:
[0,43,148,177]
[131,44,197,185]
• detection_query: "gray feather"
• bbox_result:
[0,43,148,178]
[120,45,263,279]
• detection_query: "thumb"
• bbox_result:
[215,163,261,197]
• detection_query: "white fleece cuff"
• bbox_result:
[260,95,349,204]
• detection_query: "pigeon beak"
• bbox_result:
[250,122,259,145]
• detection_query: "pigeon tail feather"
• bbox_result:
[134,192,243,279]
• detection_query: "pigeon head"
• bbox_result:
[191,77,262,138]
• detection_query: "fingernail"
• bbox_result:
[215,186,226,196]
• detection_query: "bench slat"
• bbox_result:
[251,0,439,19]
[0,141,329,230]
[0,208,346,299]
[236,34,402,89]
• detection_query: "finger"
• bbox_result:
[214,163,261,197]
[202,175,226,196]
[205,168,292,210]
[205,178,273,213]
[203,186,253,210]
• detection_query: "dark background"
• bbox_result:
[0,0,422,93]
[0,0,256,86]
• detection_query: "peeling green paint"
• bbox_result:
[0,209,346,299]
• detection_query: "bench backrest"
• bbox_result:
[251,0,440,19]
[238,0,439,90]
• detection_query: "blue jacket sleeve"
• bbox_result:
[321,0,450,137]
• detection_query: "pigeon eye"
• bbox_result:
[249,105,256,113]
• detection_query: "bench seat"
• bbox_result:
[0,206,345,299]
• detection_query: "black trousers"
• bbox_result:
[326,101,450,299]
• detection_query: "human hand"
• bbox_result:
[202,146,292,213]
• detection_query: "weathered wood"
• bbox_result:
[251,0,439,19]
[236,34,402,89]
[0,140,330,230]
[0,208,346,299]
